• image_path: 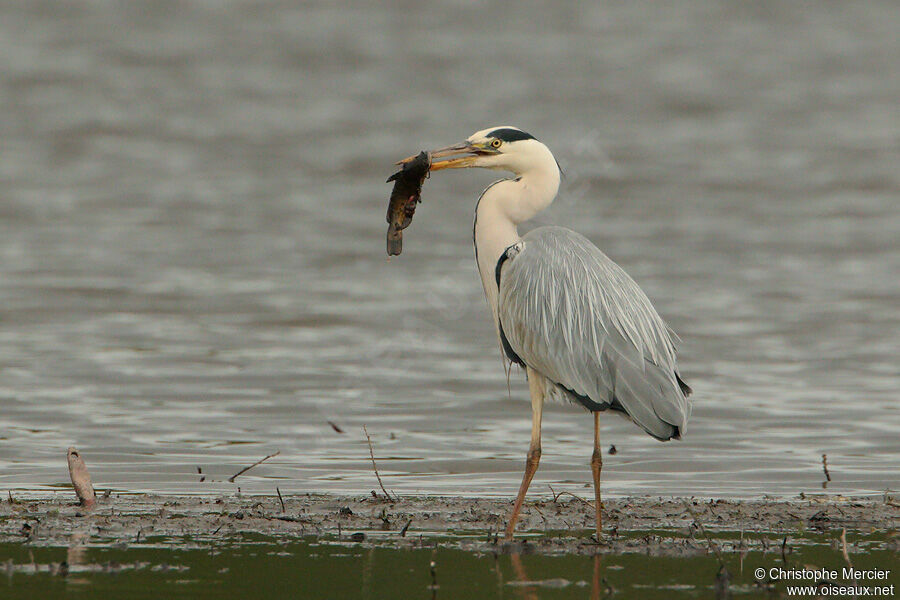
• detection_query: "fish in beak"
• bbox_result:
[384,140,498,256]
[385,151,431,256]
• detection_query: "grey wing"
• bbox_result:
[498,226,691,440]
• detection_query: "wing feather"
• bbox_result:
[498,226,691,440]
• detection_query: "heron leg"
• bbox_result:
[591,411,603,539]
[505,367,544,540]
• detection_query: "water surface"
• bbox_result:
[0,1,898,499]
[2,531,896,600]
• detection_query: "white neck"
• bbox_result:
[473,158,560,328]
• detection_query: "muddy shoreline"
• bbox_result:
[2,493,896,556]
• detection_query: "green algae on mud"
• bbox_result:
[0,494,897,599]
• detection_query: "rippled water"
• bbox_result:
[0,1,898,499]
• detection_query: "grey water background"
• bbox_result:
[0,1,897,499]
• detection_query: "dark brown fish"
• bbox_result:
[386,150,431,256]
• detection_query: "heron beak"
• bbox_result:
[396,141,494,170]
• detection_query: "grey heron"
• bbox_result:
[399,126,692,539]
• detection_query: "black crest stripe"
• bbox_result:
[487,128,536,142]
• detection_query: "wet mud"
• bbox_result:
[2,493,896,556]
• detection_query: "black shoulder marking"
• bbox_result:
[487,128,535,142]
[494,246,512,286]
[494,241,523,286]
[494,245,524,367]
[499,323,525,367]
[676,372,692,396]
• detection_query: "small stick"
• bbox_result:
[822,454,831,483]
[683,501,724,565]
[531,503,549,527]
[548,485,594,508]
[228,451,280,483]
[400,519,412,537]
[328,421,345,434]
[363,425,395,501]
[276,487,285,513]
[66,447,96,509]
[549,484,562,502]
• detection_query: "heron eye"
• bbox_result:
[490,139,502,148]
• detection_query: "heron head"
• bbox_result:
[398,126,558,177]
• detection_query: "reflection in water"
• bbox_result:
[429,555,439,600]
[66,532,87,566]
[65,532,90,587]
[492,554,505,598]
[592,555,604,600]
[510,553,539,600]
[508,552,608,600]
[0,530,894,600]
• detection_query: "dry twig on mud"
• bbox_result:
[400,519,413,537]
[548,485,595,508]
[363,425,396,501]
[683,501,725,564]
[228,451,280,483]
[684,502,730,600]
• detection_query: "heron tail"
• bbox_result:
[610,357,691,441]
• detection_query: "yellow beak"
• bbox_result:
[397,141,493,171]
